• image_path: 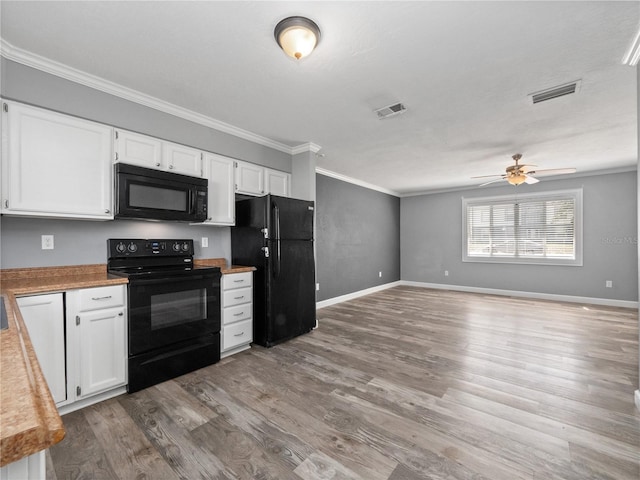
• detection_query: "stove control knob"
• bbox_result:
[182,242,190,252]
[127,242,138,253]
[172,242,181,252]
[115,242,126,253]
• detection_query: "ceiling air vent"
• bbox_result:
[375,102,407,119]
[530,80,581,104]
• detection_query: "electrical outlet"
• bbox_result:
[444,270,449,276]
[201,237,208,248]
[605,280,613,288]
[41,235,54,250]
[316,283,320,291]
[379,271,382,278]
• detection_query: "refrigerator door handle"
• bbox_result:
[274,204,281,240]
[275,240,281,278]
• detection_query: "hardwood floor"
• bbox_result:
[47,286,640,480]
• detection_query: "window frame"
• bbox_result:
[462,188,583,266]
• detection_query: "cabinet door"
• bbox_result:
[115,129,162,169]
[77,307,126,398]
[16,294,66,404]
[2,101,113,219]
[265,169,290,197]
[235,161,264,196]
[163,142,202,177]
[203,153,235,225]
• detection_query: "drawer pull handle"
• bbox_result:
[91,295,113,301]
[233,279,244,283]
[233,331,245,337]
[234,296,244,300]
[233,312,244,316]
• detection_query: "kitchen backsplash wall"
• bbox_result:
[0,216,231,269]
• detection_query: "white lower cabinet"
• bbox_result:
[16,285,127,412]
[221,271,253,357]
[66,286,127,402]
[0,451,45,480]
[16,294,67,404]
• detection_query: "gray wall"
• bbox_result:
[401,171,638,302]
[0,58,293,269]
[0,217,229,268]
[316,173,400,301]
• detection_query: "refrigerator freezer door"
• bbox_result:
[270,196,314,240]
[263,239,316,346]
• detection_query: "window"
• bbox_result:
[463,189,582,266]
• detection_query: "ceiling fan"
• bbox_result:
[472,153,576,186]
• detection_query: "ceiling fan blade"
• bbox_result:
[524,175,540,184]
[528,168,576,176]
[471,174,504,179]
[479,177,506,187]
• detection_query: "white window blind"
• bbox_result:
[463,189,582,266]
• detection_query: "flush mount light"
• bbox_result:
[274,16,321,60]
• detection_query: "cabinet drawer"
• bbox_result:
[223,319,252,350]
[223,303,252,325]
[223,287,252,307]
[222,272,253,290]
[75,285,125,311]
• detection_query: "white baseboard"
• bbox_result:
[635,390,640,413]
[58,386,127,415]
[400,281,638,309]
[316,281,402,309]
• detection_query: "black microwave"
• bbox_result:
[114,163,208,222]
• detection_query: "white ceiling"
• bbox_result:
[1,1,638,195]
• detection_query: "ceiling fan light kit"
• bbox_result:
[472,153,576,187]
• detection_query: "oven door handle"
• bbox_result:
[130,274,215,286]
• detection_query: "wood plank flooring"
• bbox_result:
[47,286,640,480]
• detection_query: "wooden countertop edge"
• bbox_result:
[0,293,65,466]
[193,258,256,274]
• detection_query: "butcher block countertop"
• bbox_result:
[0,259,253,466]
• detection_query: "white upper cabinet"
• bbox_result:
[115,129,202,177]
[235,161,291,197]
[201,153,235,225]
[1,101,113,219]
[162,141,203,177]
[235,160,265,195]
[114,129,162,169]
[265,168,290,197]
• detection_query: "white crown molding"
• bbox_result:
[291,142,322,155]
[315,167,400,197]
[0,39,297,154]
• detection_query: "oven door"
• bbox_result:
[127,272,221,356]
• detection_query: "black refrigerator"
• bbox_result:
[231,194,316,347]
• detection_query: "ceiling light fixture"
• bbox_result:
[274,16,321,60]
